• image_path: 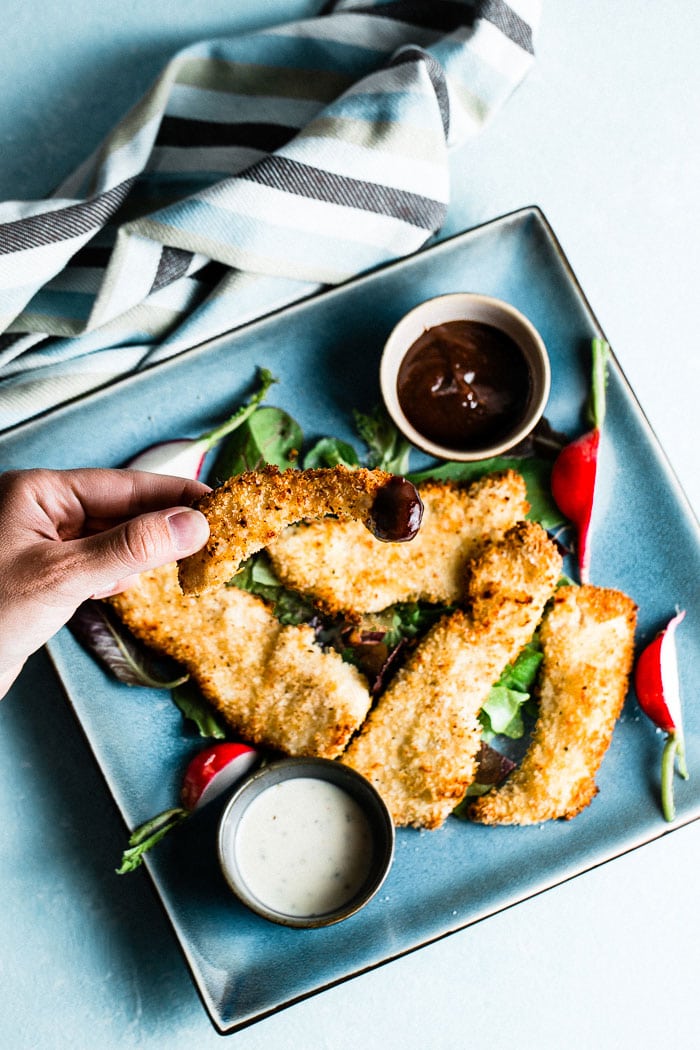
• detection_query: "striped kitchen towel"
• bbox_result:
[0,0,540,431]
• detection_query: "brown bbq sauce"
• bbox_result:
[396,320,532,451]
[369,476,423,542]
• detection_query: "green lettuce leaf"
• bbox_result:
[116,808,189,874]
[209,405,302,479]
[303,437,361,469]
[229,553,317,626]
[171,681,227,739]
[197,367,278,450]
[479,640,543,742]
[480,686,527,740]
[381,602,453,649]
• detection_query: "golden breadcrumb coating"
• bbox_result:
[178,465,399,596]
[469,584,637,825]
[267,470,529,616]
[109,563,371,758]
[341,521,563,829]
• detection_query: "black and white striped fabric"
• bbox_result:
[0,0,540,430]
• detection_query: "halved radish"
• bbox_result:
[181,742,259,811]
[126,439,212,481]
[117,742,260,874]
[635,609,688,821]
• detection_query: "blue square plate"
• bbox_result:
[2,207,698,1033]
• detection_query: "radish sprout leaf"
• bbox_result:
[116,808,189,874]
[354,406,411,474]
[171,681,227,739]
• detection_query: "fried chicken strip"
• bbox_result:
[178,465,420,596]
[109,563,371,758]
[342,521,563,828]
[267,470,529,616]
[469,584,637,825]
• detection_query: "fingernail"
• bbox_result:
[166,509,209,552]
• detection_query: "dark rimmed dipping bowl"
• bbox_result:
[380,292,550,462]
[218,758,395,928]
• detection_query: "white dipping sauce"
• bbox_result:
[233,777,374,917]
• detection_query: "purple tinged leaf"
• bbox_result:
[370,637,410,697]
[454,743,517,813]
[69,601,190,689]
[474,741,517,786]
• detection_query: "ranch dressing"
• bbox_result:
[233,777,374,917]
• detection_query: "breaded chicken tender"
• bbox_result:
[178,465,420,596]
[267,470,529,616]
[109,563,371,758]
[469,584,637,825]
[341,521,563,828]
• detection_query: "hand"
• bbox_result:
[0,468,211,698]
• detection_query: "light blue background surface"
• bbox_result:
[1,3,698,1048]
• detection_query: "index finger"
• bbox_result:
[75,467,211,517]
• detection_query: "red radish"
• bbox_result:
[550,338,609,582]
[180,742,259,811]
[125,368,276,479]
[117,741,259,874]
[634,609,688,821]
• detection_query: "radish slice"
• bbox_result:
[181,742,259,811]
[657,609,685,733]
[127,438,210,480]
[117,741,260,874]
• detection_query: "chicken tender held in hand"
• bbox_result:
[178,465,422,596]
[469,584,637,825]
[342,521,563,829]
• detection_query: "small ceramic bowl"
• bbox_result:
[218,758,394,928]
[380,292,550,462]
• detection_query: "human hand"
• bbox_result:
[0,468,211,698]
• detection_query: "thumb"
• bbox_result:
[68,506,210,600]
